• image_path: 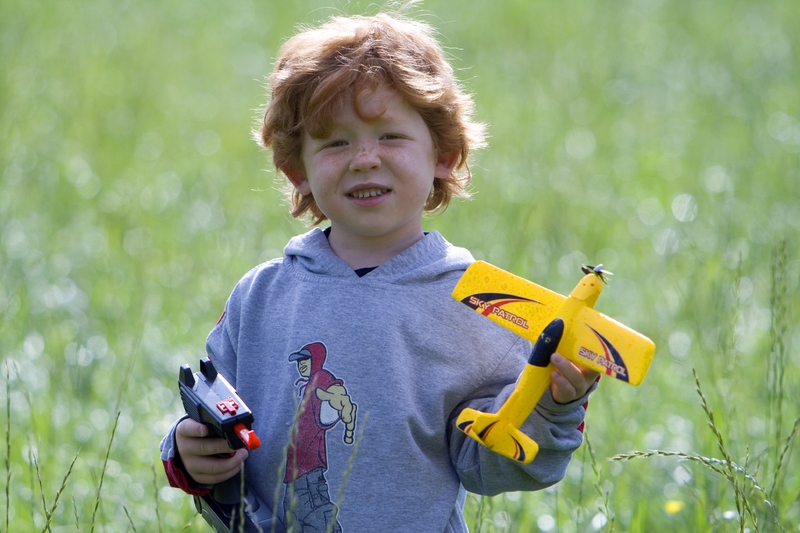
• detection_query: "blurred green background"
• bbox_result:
[1,0,798,531]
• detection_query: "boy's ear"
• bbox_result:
[434,150,460,179]
[281,163,311,195]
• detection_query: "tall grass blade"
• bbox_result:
[767,239,788,500]
[87,317,142,532]
[328,413,368,533]
[611,450,774,499]
[4,361,10,533]
[33,450,48,531]
[238,462,247,533]
[612,365,777,530]
[692,368,750,532]
[770,415,800,508]
[27,440,35,524]
[151,462,163,533]
[576,442,588,530]
[12,361,44,528]
[73,497,80,533]
[223,474,238,532]
[41,450,80,533]
[272,392,305,533]
[89,410,121,533]
[13,361,38,447]
[244,463,265,533]
[585,429,614,532]
[473,494,488,533]
[123,505,139,533]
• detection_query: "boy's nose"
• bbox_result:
[349,142,381,173]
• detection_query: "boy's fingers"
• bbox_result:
[179,434,237,457]
[176,419,237,456]
[550,353,599,401]
[197,438,238,457]
[550,354,582,384]
[175,419,249,484]
[177,418,209,438]
[185,449,248,485]
[551,354,599,387]
[549,370,577,404]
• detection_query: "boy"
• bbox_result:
[161,11,599,533]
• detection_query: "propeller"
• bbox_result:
[581,264,614,284]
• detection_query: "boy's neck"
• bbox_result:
[326,226,426,270]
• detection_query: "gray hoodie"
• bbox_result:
[161,228,593,533]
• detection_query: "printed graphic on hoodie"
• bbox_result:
[284,342,357,533]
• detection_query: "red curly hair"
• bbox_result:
[257,12,485,224]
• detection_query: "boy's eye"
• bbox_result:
[380,133,404,140]
[323,140,348,149]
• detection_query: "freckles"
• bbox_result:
[356,141,380,161]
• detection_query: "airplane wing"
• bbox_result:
[453,261,655,386]
[451,261,565,340]
[558,306,654,386]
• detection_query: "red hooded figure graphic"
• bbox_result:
[283,342,342,483]
[285,342,353,483]
[283,342,357,532]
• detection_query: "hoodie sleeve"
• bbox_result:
[448,342,598,496]
[159,287,241,496]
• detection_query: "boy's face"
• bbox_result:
[284,84,456,258]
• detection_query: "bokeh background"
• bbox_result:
[2,0,798,531]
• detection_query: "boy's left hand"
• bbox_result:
[549,353,600,404]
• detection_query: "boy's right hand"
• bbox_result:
[175,418,249,485]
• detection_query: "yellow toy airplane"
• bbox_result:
[454,262,656,464]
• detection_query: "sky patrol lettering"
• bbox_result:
[578,347,598,362]
[578,347,628,377]
[468,296,529,329]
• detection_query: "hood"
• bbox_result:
[289,341,328,374]
[283,228,474,284]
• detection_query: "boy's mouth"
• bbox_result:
[348,188,389,199]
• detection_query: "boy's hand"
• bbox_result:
[175,418,249,485]
[548,353,600,404]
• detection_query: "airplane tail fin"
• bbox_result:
[456,408,539,464]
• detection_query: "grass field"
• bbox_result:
[2,0,799,531]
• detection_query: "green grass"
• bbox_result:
[2,0,799,531]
